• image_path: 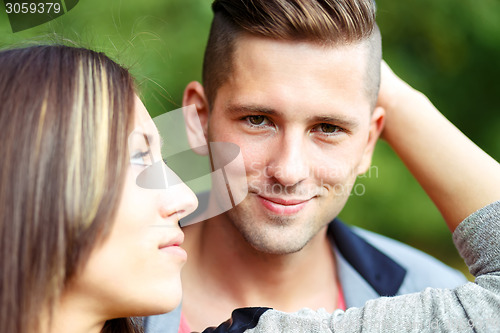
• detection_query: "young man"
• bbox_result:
[145,1,467,332]
[192,63,500,333]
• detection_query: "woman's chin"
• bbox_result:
[144,282,183,315]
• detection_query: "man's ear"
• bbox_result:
[358,106,385,175]
[183,81,210,155]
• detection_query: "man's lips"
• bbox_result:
[261,196,310,205]
[257,195,311,215]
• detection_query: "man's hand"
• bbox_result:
[376,61,422,140]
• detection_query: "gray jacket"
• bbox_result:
[203,201,500,332]
[146,213,467,333]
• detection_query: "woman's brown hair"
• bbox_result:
[0,45,142,332]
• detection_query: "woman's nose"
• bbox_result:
[158,163,198,221]
[169,182,198,221]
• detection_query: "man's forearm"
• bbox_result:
[379,63,500,231]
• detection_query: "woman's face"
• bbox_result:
[66,96,198,319]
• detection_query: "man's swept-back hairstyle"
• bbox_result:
[0,45,141,333]
[203,0,381,109]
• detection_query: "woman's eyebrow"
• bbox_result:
[129,131,158,148]
[144,132,165,151]
[158,133,165,149]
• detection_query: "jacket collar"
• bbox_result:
[328,218,406,299]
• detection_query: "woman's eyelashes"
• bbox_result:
[130,150,154,167]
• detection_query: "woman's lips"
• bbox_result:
[159,232,187,260]
[257,195,310,215]
[160,245,187,260]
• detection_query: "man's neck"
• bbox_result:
[181,214,339,331]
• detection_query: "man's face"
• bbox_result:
[205,35,383,254]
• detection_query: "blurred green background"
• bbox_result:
[1,0,499,279]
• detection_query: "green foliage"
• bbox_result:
[1,0,498,277]
[341,0,499,278]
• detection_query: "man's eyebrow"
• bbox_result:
[309,115,359,129]
[226,104,280,117]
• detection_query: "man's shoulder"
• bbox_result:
[329,220,467,307]
[349,225,467,291]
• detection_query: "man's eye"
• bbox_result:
[246,115,268,126]
[130,150,153,166]
[315,123,342,134]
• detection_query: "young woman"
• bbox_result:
[0,45,197,333]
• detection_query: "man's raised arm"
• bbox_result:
[378,61,500,231]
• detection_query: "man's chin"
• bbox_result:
[236,222,313,255]
[246,238,308,255]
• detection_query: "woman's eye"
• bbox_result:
[130,150,153,167]
[246,115,269,126]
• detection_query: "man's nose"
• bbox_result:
[265,132,309,187]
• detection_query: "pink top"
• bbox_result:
[178,284,347,332]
